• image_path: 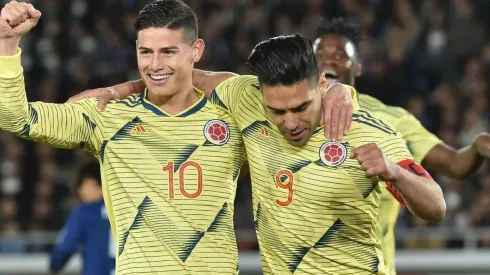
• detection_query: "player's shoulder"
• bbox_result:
[216,75,259,92]
[58,98,98,110]
[358,93,411,120]
[349,109,400,140]
[105,93,144,110]
[357,93,382,106]
[211,75,262,113]
[77,200,103,211]
[74,97,99,106]
[103,92,168,120]
[220,74,258,86]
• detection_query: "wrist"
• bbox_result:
[0,38,20,56]
[388,162,404,183]
[0,37,20,56]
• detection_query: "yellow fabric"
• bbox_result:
[0,52,246,274]
[358,93,443,275]
[212,75,414,274]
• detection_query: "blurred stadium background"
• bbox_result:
[1,0,490,274]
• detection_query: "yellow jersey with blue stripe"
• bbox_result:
[211,75,414,274]
[0,50,245,274]
[358,93,442,274]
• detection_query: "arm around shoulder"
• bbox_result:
[193,69,238,97]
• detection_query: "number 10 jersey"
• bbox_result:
[0,54,245,275]
[99,91,246,274]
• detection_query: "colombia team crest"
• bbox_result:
[204,120,230,146]
[319,141,347,167]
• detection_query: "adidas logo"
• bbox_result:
[257,128,270,139]
[130,124,151,136]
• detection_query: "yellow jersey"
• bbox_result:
[211,75,414,274]
[358,93,442,274]
[0,50,245,274]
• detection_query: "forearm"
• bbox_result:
[0,48,32,134]
[423,144,483,180]
[192,69,238,96]
[448,145,483,179]
[390,168,446,222]
[0,49,101,151]
[110,79,146,98]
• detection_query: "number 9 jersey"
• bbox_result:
[211,75,414,275]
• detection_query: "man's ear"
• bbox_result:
[318,73,328,96]
[193,39,205,63]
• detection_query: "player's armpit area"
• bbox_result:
[385,160,433,206]
[238,160,250,180]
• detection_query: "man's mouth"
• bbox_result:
[288,129,307,141]
[322,70,339,83]
[148,73,172,84]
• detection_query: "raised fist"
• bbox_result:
[0,1,41,39]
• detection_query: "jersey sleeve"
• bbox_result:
[50,206,87,272]
[0,49,102,155]
[394,110,442,163]
[378,132,414,164]
[209,75,257,120]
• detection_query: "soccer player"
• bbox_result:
[313,18,490,274]
[0,1,247,273]
[50,161,115,275]
[76,34,446,273]
[211,34,445,274]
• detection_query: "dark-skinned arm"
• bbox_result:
[422,133,490,179]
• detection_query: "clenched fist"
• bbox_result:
[0,1,41,39]
[350,143,400,181]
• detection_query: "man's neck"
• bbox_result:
[147,85,199,115]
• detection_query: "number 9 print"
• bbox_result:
[275,170,294,207]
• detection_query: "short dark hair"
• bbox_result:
[135,0,198,45]
[247,34,319,87]
[77,161,101,188]
[315,17,362,51]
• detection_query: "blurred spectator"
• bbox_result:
[0,221,25,253]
